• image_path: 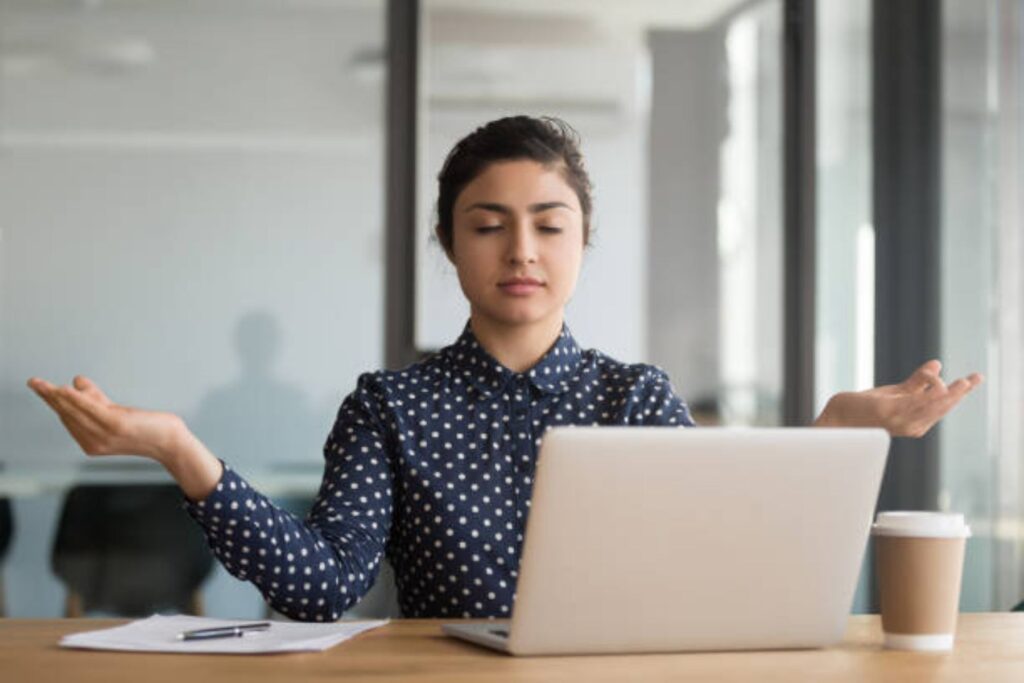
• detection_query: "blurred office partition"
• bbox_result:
[939,0,1023,612]
[0,0,387,616]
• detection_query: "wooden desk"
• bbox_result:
[2,614,1023,682]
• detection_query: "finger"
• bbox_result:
[919,372,947,395]
[27,377,60,405]
[946,375,981,400]
[27,380,108,451]
[30,379,107,427]
[51,386,107,434]
[27,376,57,392]
[72,375,112,404]
[29,380,67,415]
[916,380,978,424]
[902,374,983,437]
[60,383,115,431]
[57,386,123,452]
[903,360,944,392]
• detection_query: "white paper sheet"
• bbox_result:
[59,614,389,654]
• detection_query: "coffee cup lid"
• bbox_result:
[872,511,971,538]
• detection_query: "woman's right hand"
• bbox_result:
[26,375,186,464]
[28,375,224,501]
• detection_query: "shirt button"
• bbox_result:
[513,409,528,421]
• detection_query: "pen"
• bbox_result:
[176,621,271,641]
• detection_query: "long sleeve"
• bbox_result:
[183,373,394,621]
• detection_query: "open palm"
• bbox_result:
[817,360,983,437]
[26,375,184,459]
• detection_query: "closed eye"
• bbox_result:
[474,225,562,234]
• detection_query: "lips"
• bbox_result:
[498,276,544,296]
[499,277,543,286]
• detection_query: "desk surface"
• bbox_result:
[2,614,1023,682]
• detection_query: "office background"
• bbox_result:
[0,0,1020,618]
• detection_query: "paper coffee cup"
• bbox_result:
[872,512,970,651]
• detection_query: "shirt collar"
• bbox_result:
[442,321,583,396]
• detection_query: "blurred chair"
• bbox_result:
[0,498,12,616]
[51,485,214,617]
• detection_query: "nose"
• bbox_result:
[506,222,537,265]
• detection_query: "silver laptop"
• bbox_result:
[442,427,890,656]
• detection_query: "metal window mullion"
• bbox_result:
[384,0,420,370]
[783,0,817,427]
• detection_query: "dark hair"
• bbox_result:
[434,115,593,253]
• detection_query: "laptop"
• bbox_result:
[442,427,890,656]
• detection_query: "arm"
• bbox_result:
[814,360,984,437]
[27,375,222,500]
[182,375,394,621]
[26,373,394,621]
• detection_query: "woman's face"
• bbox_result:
[447,159,585,331]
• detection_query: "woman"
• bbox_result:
[27,116,982,621]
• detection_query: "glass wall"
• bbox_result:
[716,1,783,426]
[815,0,873,413]
[815,0,872,613]
[0,0,387,617]
[816,0,1023,614]
[939,0,1023,611]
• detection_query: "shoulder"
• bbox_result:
[580,348,673,390]
[331,355,448,436]
[349,352,449,400]
[578,348,693,426]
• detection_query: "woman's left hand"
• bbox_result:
[815,360,984,437]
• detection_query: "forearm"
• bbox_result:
[151,419,224,501]
[178,374,397,621]
[183,464,388,621]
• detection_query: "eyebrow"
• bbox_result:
[463,201,575,214]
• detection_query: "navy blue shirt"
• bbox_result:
[184,322,695,621]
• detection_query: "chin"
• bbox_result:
[480,303,557,327]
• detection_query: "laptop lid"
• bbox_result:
[505,427,890,655]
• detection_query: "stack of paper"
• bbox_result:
[60,615,389,654]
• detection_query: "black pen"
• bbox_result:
[176,621,271,641]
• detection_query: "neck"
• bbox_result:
[469,312,564,374]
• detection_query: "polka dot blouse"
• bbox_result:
[183,322,695,621]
